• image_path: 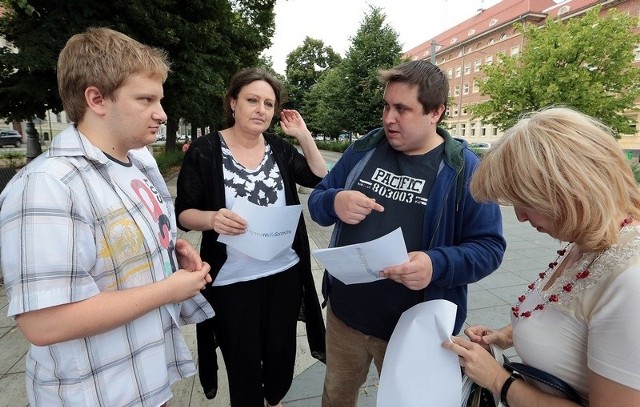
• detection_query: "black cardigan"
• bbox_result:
[175,131,326,363]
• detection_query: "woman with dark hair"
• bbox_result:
[175,67,327,407]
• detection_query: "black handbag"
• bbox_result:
[461,345,585,407]
[502,357,584,406]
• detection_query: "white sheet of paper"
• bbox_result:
[311,227,408,284]
[377,300,461,407]
[217,199,301,261]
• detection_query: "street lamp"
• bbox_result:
[25,118,42,163]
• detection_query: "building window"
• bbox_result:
[451,37,458,44]
[500,33,507,40]
[447,68,453,78]
[461,123,466,136]
[486,55,493,65]
[492,127,498,136]
[511,45,520,56]
[468,29,476,36]
[463,83,470,95]
[481,126,487,137]
[455,66,462,78]
[489,18,498,27]
[474,58,481,71]
[56,113,62,123]
[458,50,463,57]
[558,5,570,15]
[464,63,471,74]
[446,107,451,117]
[441,57,446,64]
[462,105,468,116]
[488,38,495,45]
[453,106,459,116]
[473,79,480,93]
[454,85,460,96]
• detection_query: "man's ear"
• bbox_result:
[85,86,107,117]
[432,104,446,124]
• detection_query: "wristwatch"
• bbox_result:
[500,374,522,406]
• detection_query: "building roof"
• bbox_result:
[404,0,605,60]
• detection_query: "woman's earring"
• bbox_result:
[232,110,235,118]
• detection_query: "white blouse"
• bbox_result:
[512,226,640,402]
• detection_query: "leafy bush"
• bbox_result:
[154,150,184,177]
[630,160,640,185]
[315,140,350,152]
[0,151,26,168]
[469,147,488,158]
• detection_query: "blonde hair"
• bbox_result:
[470,107,640,252]
[57,27,170,123]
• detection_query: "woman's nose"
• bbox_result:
[513,207,527,222]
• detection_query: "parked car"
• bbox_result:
[468,142,491,151]
[0,130,22,148]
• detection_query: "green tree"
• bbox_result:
[339,6,402,135]
[0,0,276,153]
[472,5,640,134]
[284,37,341,110]
[305,65,350,138]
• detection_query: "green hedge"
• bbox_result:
[154,150,185,177]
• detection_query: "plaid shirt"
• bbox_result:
[0,126,213,406]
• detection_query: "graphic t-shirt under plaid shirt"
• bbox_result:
[0,125,213,407]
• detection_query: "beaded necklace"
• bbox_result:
[512,217,633,318]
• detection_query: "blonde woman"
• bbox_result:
[444,107,640,406]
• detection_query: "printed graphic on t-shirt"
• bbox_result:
[131,178,176,274]
[99,162,176,289]
[358,167,428,206]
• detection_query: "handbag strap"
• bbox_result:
[502,356,583,405]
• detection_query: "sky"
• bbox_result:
[265,0,503,74]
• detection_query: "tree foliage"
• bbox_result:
[300,6,402,137]
[284,37,341,110]
[339,6,402,135]
[0,0,276,151]
[472,5,640,134]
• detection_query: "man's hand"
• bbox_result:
[166,263,212,302]
[175,238,203,271]
[334,190,384,224]
[381,251,432,290]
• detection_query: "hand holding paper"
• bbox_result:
[311,228,409,285]
[217,199,302,261]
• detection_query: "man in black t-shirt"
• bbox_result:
[308,60,506,407]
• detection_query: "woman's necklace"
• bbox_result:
[512,217,633,318]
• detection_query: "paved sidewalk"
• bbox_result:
[0,176,557,407]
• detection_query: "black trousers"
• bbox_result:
[208,264,302,406]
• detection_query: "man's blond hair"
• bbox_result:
[57,27,170,123]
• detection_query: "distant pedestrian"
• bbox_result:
[0,27,214,406]
[175,67,327,407]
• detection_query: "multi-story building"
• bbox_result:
[404,0,640,148]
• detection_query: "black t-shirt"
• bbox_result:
[330,139,445,340]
